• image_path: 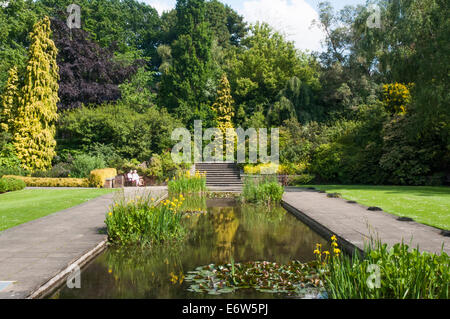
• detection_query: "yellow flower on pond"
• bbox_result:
[323,251,330,256]
[170,272,178,284]
[108,212,112,216]
[314,249,320,255]
[331,235,337,241]
[334,248,341,255]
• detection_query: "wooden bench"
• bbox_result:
[124,174,144,187]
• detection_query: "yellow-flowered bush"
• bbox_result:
[3,175,89,187]
[244,162,307,175]
[89,168,117,188]
[382,83,414,114]
[244,163,279,175]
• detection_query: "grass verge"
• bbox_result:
[299,185,450,230]
[0,188,115,231]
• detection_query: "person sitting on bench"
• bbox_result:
[125,170,133,186]
[132,170,142,187]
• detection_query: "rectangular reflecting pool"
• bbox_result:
[50,197,328,299]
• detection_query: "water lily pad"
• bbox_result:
[185,260,325,298]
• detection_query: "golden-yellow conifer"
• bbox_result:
[0,66,19,134]
[212,74,235,154]
[13,17,59,172]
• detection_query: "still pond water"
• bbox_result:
[51,198,327,299]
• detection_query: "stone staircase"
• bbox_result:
[195,163,243,187]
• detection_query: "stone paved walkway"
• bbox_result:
[0,187,167,299]
[282,188,450,255]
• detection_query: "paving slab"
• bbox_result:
[282,188,450,255]
[0,187,167,299]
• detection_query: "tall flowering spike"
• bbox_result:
[13,16,59,172]
[0,66,20,134]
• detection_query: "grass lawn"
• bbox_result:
[299,185,450,230]
[0,188,116,231]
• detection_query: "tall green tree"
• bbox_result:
[13,16,59,171]
[314,0,449,184]
[268,76,319,126]
[158,0,247,49]
[227,23,320,125]
[38,0,161,64]
[158,0,217,126]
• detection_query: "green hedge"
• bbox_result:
[0,177,26,194]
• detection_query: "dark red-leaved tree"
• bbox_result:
[50,18,143,110]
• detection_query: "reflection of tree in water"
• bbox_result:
[104,245,187,298]
[53,199,328,299]
[209,206,240,263]
[235,205,328,263]
[52,244,189,299]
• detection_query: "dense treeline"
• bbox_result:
[0,0,448,185]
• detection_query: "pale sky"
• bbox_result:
[144,0,368,52]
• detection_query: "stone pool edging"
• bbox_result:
[282,188,450,256]
[27,192,169,299]
[27,239,108,299]
[281,200,364,257]
[303,188,450,236]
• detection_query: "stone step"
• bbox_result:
[196,166,236,168]
[206,174,240,178]
[196,163,242,187]
[202,171,240,174]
